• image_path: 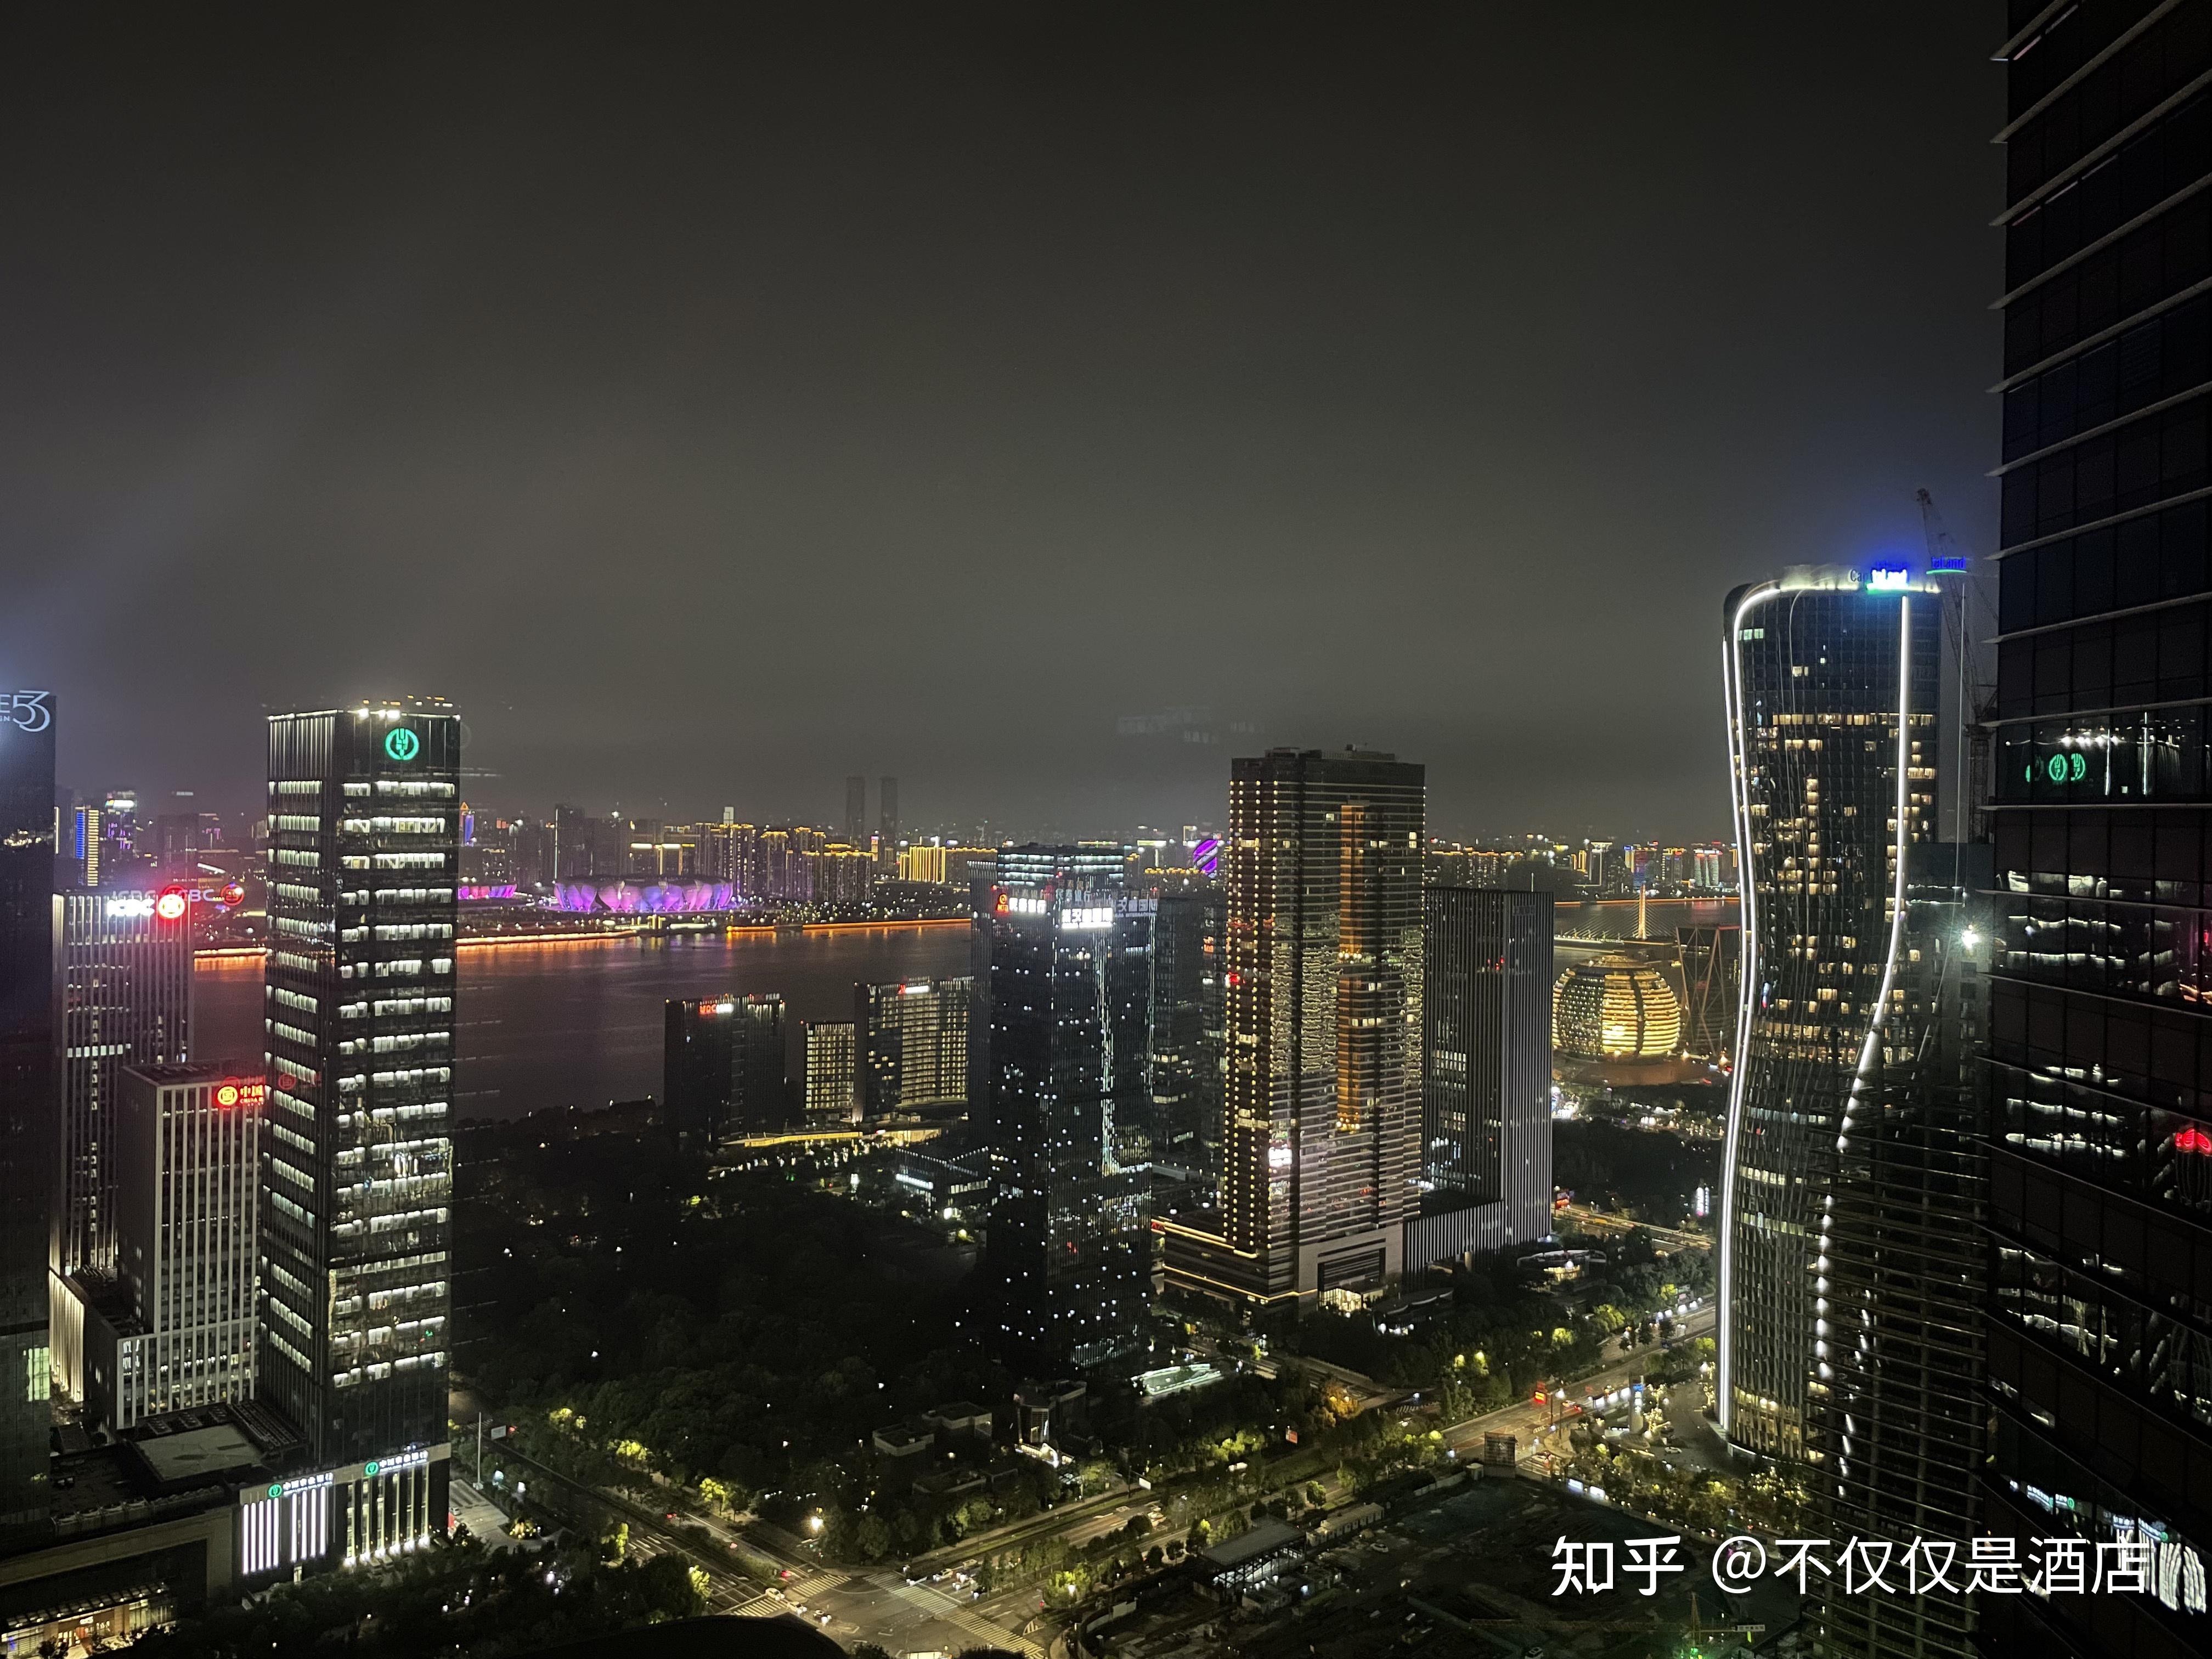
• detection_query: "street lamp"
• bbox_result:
[808,1515,824,1535]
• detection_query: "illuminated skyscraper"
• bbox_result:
[981,845,1154,1376]
[54,889,194,1283]
[1978,6,2212,1647]
[258,702,458,1566]
[0,685,56,1539]
[845,775,867,848]
[857,977,970,1117]
[69,805,104,890]
[1718,569,1939,1463]
[1812,843,1986,1659]
[878,776,899,854]
[802,1020,856,1125]
[1159,749,1424,1309]
[78,1062,261,1431]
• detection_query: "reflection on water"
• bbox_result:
[194,926,974,1121]
[191,904,1741,1122]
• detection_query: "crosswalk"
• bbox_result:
[728,1568,847,1618]
[889,1579,1047,1659]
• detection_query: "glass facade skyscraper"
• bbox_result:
[54,889,194,1283]
[258,704,456,1567]
[1160,749,1424,1308]
[981,845,1154,1377]
[0,687,55,1541]
[1148,887,1223,1182]
[664,994,788,1145]
[1980,4,2212,1647]
[1719,570,1940,1462]
[1417,886,1553,1255]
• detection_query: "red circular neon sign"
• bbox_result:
[154,889,188,922]
[215,1084,239,1108]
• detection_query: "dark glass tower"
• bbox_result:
[258,703,457,1568]
[1719,572,1940,1463]
[1813,842,1988,1659]
[1159,749,1424,1308]
[0,686,55,1540]
[981,845,1154,1378]
[1980,4,2212,1646]
[1147,887,1223,1182]
[664,994,788,1145]
[1418,886,1553,1255]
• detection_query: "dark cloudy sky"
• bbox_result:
[1,4,2002,843]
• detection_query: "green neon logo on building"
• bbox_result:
[2042,752,2086,784]
[383,728,420,763]
[364,1460,381,1477]
[267,1483,282,1499]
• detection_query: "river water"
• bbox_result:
[191,900,1739,1120]
[193,925,974,1121]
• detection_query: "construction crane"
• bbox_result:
[1917,488,1998,850]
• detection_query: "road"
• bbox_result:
[450,1299,1714,1658]
[1439,1305,1717,1465]
[1554,1203,1713,1251]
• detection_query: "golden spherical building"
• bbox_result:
[1553,954,1683,1060]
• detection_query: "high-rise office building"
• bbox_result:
[259,703,458,1564]
[1,685,56,1539]
[878,776,899,860]
[857,977,970,1117]
[1813,843,1987,1659]
[845,775,867,848]
[70,805,104,890]
[54,889,195,1285]
[1148,888,1222,1180]
[1979,6,2212,1646]
[699,820,755,890]
[1160,750,1424,1310]
[802,1020,856,1126]
[1415,887,1553,1260]
[808,843,875,905]
[552,804,589,881]
[76,1063,261,1431]
[981,845,1155,1376]
[1719,569,1939,1465]
[664,994,788,1144]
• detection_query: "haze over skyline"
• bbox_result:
[2,6,2001,842]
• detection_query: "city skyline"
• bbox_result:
[16,11,2206,1658]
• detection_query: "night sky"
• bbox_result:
[2,5,2002,843]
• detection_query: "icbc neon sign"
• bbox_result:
[155,889,189,922]
[213,1080,267,1109]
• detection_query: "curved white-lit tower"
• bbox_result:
[1718,566,1938,1462]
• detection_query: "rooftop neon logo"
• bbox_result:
[1191,837,1221,876]
[383,727,420,762]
